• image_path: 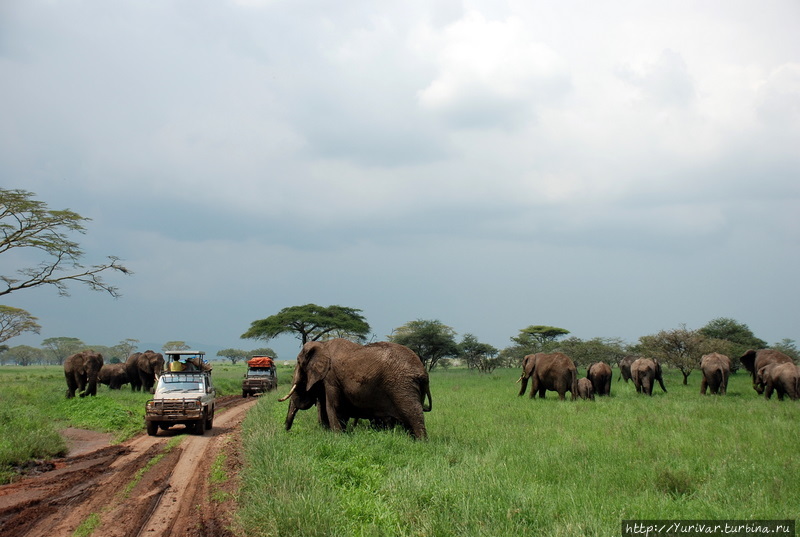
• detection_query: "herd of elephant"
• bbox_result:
[62,343,798,441]
[517,348,800,401]
[63,349,168,398]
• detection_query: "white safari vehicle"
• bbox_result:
[145,351,216,436]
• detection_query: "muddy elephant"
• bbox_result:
[587,362,612,396]
[699,352,731,395]
[280,340,432,439]
[64,350,104,398]
[125,350,165,392]
[577,377,594,400]
[631,358,667,396]
[98,363,130,390]
[740,349,793,394]
[517,352,578,401]
[755,362,799,401]
[617,356,638,382]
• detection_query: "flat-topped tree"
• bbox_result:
[241,304,370,345]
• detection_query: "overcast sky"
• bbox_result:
[2,0,798,360]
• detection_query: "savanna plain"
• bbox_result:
[1,364,798,537]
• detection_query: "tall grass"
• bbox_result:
[238,368,800,537]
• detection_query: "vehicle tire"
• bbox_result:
[205,409,213,430]
[242,390,248,398]
[146,421,159,436]
[196,412,207,435]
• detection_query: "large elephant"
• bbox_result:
[64,350,104,398]
[280,340,432,439]
[630,358,667,396]
[98,363,130,390]
[740,349,793,394]
[587,362,612,396]
[125,350,165,392]
[755,362,799,401]
[517,352,578,401]
[282,338,363,431]
[577,377,594,400]
[617,356,638,382]
[699,352,731,395]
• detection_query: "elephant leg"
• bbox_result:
[396,405,427,440]
[529,377,539,399]
[65,372,77,398]
[700,377,708,395]
[77,374,88,397]
[325,400,343,432]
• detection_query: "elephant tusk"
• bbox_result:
[278,384,297,402]
[515,375,523,384]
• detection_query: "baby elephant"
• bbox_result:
[756,362,800,401]
[577,377,595,400]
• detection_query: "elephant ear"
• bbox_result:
[301,342,331,391]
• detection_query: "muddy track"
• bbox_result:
[0,395,257,537]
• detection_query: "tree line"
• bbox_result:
[239,304,799,381]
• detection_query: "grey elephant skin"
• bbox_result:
[587,362,612,396]
[125,350,165,392]
[699,352,731,395]
[740,349,793,394]
[281,340,432,439]
[98,363,130,390]
[755,362,799,401]
[518,352,578,401]
[630,358,667,396]
[64,350,104,398]
[283,338,363,431]
[617,355,638,383]
[577,377,594,400]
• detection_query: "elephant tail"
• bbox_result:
[570,368,578,401]
[421,379,432,412]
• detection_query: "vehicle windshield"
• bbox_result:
[248,369,273,377]
[156,374,205,393]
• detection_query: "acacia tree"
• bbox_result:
[388,319,458,371]
[0,188,131,298]
[113,338,139,361]
[41,336,85,365]
[163,341,190,351]
[501,325,571,366]
[217,348,249,365]
[241,304,370,345]
[3,344,45,366]
[0,305,41,344]
[458,333,500,373]
[554,336,628,370]
[217,347,278,365]
[637,324,726,385]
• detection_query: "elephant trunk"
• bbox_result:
[517,375,529,397]
[278,383,297,402]
[285,398,299,430]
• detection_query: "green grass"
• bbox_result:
[0,362,248,483]
[237,368,800,537]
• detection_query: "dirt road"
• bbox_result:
[0,395,257,537]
